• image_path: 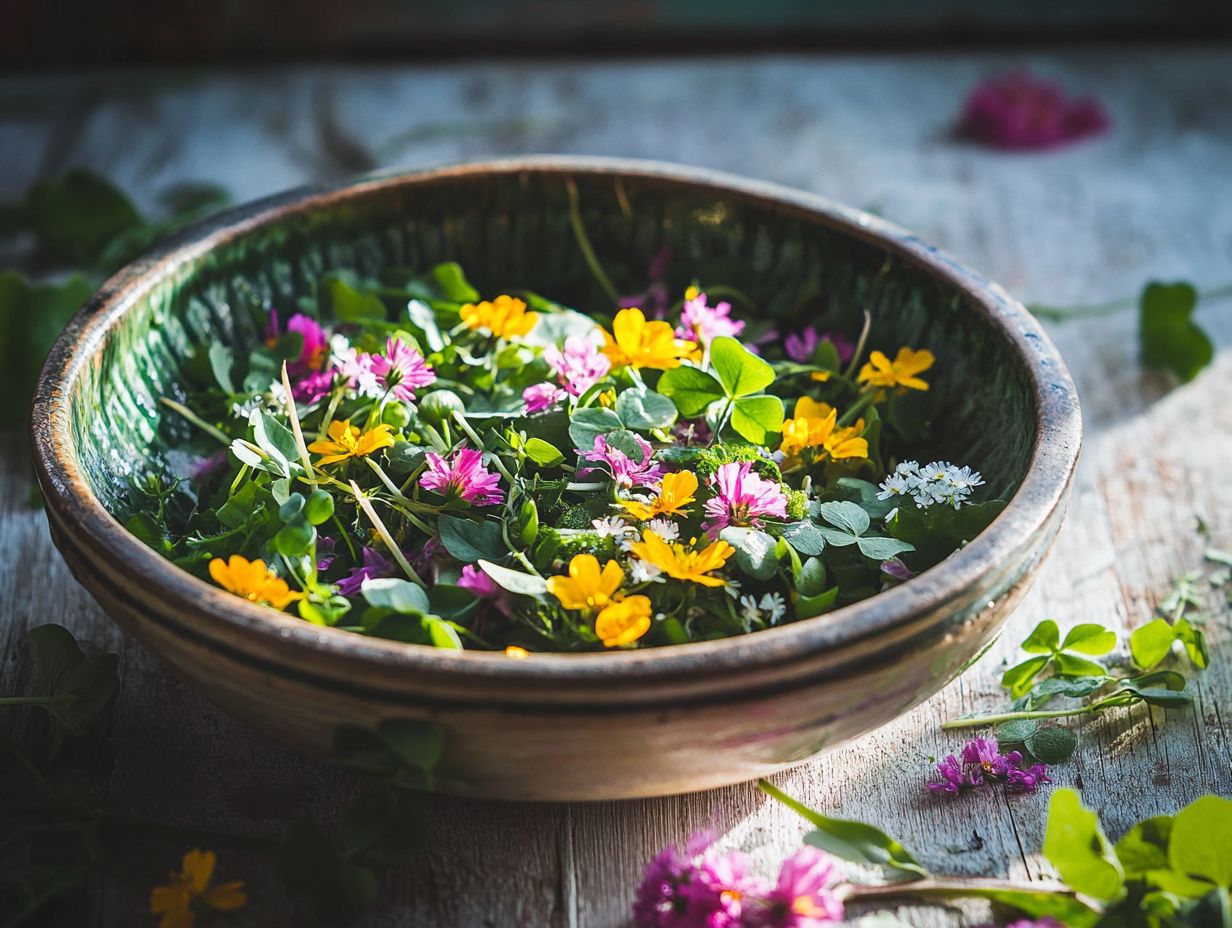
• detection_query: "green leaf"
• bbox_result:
[796,586,839,620]
[207,341,236,393]
[1170,795,1232,888]
[971,889,1102,928]
[855,535,915,561]
[1042,787,1127,904]
[616,388,678,430]
[759,780,928,880]
[252,410,300,470]
[423,616,463,649]
[407,261,480,303]
[657,365,725,417]
[320,272,386,323]
[1061,623,1117,656]
[1022,619,1061,654]
[1053,652,1109,678]
[523,437,565,467]
[720,527,779,580]
[1140,281,1213,383]
[796,557,828,596]
[437,515,506,562]
[1131,618,1177,669]
[1175,618,1210,670]
[779,520,826,556]
[1116,815,1173,876]
[28,624,120,750]
[568,406,623,452]
[730,395,784,444]
[406,300,445,351]
[710,336,775,397]
[995,718,1040,744]
[816,501,871,536]
[1025,725,1078,763]
[477,559,548,597]
[1002,656,1050,698]
[361,578,430,613]
[26,169,142,265]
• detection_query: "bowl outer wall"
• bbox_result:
[29,157,1081,798]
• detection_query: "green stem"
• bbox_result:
[1029,281,1232,322]
[844,877,1076,904]
[158,397,231,445]
[842,310,872,380]
[565,178,622,308]
[837,392,875,427]
[941,704,1098,729]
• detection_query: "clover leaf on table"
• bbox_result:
[1001,620,1117,698]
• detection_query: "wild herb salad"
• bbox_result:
[136,261,1005,653]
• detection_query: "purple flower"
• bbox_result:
[750,847,844,927]
[336,546,395,597]
[190,449,229,480]
[962,737,1021,780]
[633,831,760,928]
[928,754,978,794]
[578,433,664,490]
[543,335,611,397]
[316,535,337,572]
[678,291,745,346]
[266,310,329,375]
[292,368,335,404]
[929,736,1050,796]
[784,327,855,365]
[879,557,916,585]
[523,382,567,414]
[1005,920,1065,928]
[1007,763,1052,793]
[458,564,512,616]
[672,419,712,446]
[419,447,504,506]
[368,337,436,402]
[958,71,1109,150]
[621,246,674,318]
[701,462,788,538]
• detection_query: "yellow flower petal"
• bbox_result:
[595,596,653,647]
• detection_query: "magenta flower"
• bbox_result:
[336,546,395,597]
[633,831,760,928]
[292,368,335,404]
[578,433,664,490]
[929,736,1050,796]
[368,337,436,402]
[316,535,337,572]
[1007,763,1052,793]
[928,754,979,795]
[879,557,916,585]
[672,419,712,446]
[189,449,229,481]
[702,462,788,537]
[678,291,745,346]
[958,71,1109,150]
[784,327,855,365]
[458,564,512,616]
[266,310,328,374]
[962,737,1021,781]
[544,335,611,397]
[751,847,844,927]
[420,447,504,506]
[523,382,567,414]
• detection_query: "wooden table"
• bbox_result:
[3,48,1231,926]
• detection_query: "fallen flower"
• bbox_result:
[958,71,1109,151]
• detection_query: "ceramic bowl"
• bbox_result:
[31,157,1081,801]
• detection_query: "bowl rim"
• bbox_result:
[30,155,1082,685]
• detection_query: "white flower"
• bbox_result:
[882,460,982,510]
[647,518,680,542]
[876,472,913,501]
[591,516,627,538]
[758,593,787,624]
[230,393,264,419]
[629,559,664,584]
[944,465,984,491]
[739,594,762,624]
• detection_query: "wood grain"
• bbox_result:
[2,49,1231,926]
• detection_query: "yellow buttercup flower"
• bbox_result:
[504,645,530,659]
[857,346,934,391]
[547,554,625,613]
[595,595,653,647]
[779,397,868,463]
[628,531,733,587]
[621,471,698,520]
[601,307,695,370]
[460,294,538,339]
[306,418,395,465]
[208,555,302,610]
[149,849,247,928]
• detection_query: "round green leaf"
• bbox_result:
[657,365,725,417]
[616,388,678,430]
[710,336,775,397]
[730,395,784,444]
[1025,725,1078,764]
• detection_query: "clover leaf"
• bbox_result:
[720,527,779,580]
[615,387,677,430]
[814,501,914,561]
[1130,617,1208,671]
[1001,620,1116,698]
[1140,281,1214,383]
[711,335,775,396]
[658,337,784,443]
[657,365,724,417]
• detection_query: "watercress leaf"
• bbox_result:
[711,336,775,397]
[1175,618,1210,670]
[523,437,565,467]
[437,515,506,562]
[1115,815,1173,876]
[657,365,725,417]
[796,587,839,620]
[1130,618,1177,669]
[28,625,120,748]
[855,535,915,561]
[759,781,928,879]
[1022,619,1061,654]
[304,489,335,525]
[1001,656,1050,698]
[730,394,784,444]
[1125,669,1188,691]
[568,406,623,452]
[1139,281,1213,383]
[605,429,649,464]
[1042,787,1127,904]
[779,520,826,556]
[320,272,386,323]
[424,616,464,650]
[361,578,430,614]
[1125,685,1194,709]
[1178,887,1232,925]
[477,559,548,597]
[1052,652,1108,678]
[1062,623,1118,656]
[816,501,871,536]
[796,557,828,597]
[1170,795,1232,889]
[409,261,480,303]
[1025,725,1078,764]
[208,341,236,393]
[995,718,1040,744]
[274,522,315,557]
[720,527,779,580]
[616,387,678,430]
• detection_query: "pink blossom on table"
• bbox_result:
[336,546,395,597]
[543,335,611,396]
[368,336,436,402]
[784,327,855,365]
[578,433,664,490]
[962,737,1022,780]
[523,382,568,414]
[928,754,979,794]
[458,564,513,616]
[632,830,762,928]
[929,736,1050,796]
[748,847,844,928]
[419,447,504,506]
[958,71,1109,151]
[678,291,745,346]
[702,462,788,538]
[1004,920,1065,928]
[1007,763,1052,793]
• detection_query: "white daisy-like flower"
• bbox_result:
[230,394,264,419]
[758,592,787,624]
[629,559,664,584]
[591,516,627,538]
[739,594,762,624]
[876,472,913,501]
[647,518,680,542]
[944,465,985,491]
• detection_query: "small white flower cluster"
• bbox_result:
[230,383,286,420]
[590,516,675,583]
[739,592,787,627]
[877,460,985,510]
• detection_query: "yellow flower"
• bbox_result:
[621,471,698,520]
[460,294,538,339]
[595,595,653,647]
[149,849,247,928]
[547,554,625,613]
[504,645,530,659]
[601,307,695,370]
[208,555,302,610]
[306,418,395,465]
[628,531,733,587]
[779,397,868,463]
[857,346,934,391]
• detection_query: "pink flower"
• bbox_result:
[1007,763,1052,793]
[928,754,978,794]
[523,382,567,414]
[578,433,664,490]
[929,736,1050,796]
[678,291,744,346]
[962,737,1021,781]
[420,447,504,506]
[958,71,1109,150]
[292,368,335,404]
[702,462,788,537]
[783,328,855,365]
[633,831,762,928]
[334,343,382,397]
[750,847,844,927]
[458,564,512,616]
[266,310,328,375]
[543,335,611,397]
[368,337,436,402]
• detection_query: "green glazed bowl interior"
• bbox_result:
[31,157,1081,800]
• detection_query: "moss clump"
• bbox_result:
[657,442,782,482]
[785,488,810,521]
[533,527,615,571]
